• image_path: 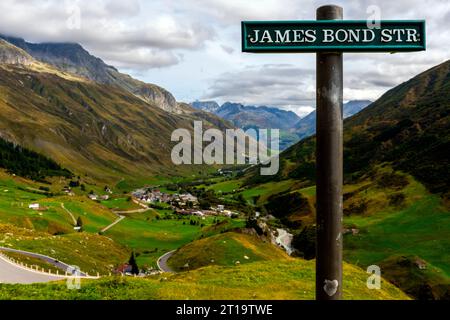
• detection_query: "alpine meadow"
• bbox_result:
[0,0,448,309]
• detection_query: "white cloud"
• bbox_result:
[0,0,214,69]
[0,0,448,107]
[204,64,316,109]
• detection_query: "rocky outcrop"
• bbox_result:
[0,40,33,66]
[191,101,221,113]
[132,83,179,114]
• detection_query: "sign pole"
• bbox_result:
[315,5,344,300]
[241,6,425,301]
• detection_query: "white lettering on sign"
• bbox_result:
[380,29,420,43]
[247,28,421,45]
[323,29,334,42]
[275,30,291,43]
[260,30,273,43]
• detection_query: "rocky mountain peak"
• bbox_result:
[0,39,34,66]
[0,35,180,114]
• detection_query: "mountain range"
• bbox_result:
[294,100,373,140]
[242,59,450,299]
[246,60,450,194]
[191,100,372,149]
[191,101,301,130]
[0,35,182,114]
[0,36,231,185]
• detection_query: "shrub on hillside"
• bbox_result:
[375,172,409,190]
[0,137,72,180]
[388,192,406,207]
[292,225,316,260]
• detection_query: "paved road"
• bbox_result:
[157,250,176,273]
[0,247,86,276]
[0,254,66,284]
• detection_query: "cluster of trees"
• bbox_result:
[264,192,311,228]
[0,137,71,181]
[128,252,139,275]
[76,217,83,232]
[292,225,316,260]
[245,218,264,236]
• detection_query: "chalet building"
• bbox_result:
[88,194,98,201]
[29,203,40,210]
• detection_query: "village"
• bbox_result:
[131,188,240,218]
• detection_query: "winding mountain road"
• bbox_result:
[0,247,87,278]
[0,254,66,284]
[157,250,176,273]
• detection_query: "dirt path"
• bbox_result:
[101,215,125,233]
[60,203,77,225]
[112,208,150,214]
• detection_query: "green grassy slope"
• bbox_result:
[241,167,450,299]
[104,211,245,268]
[0,260,409,300]
[0,64,229,185]
[0,136,71,180]
[237,61,450,299]
[0,223,128,274]
[0,171,118,234]
[168,232,290,271]
[246,60,450,194]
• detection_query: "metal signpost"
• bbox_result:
[242,5,425,300]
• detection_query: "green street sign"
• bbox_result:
[242,20,426,53]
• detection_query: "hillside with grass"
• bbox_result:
[167,231,290,271]
[236,60,450,299]
[246,60,450,195]
[0,259,409,300]
[0,136,71,181]
[0,39,232,187]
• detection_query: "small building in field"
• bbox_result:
[88,194,98,201]
[29,203,40,210]
[115,264,132,275]
[193,211,205,217]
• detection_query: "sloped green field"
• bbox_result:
[168,232,290,271]
[0,260,409,300]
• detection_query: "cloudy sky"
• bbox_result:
[0,0,449,116]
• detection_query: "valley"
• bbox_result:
[0,34,447,301]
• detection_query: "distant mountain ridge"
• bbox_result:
[0,39,34,65]
[191,100,371,149]
[217,102,301,130]
[191,101,301,130]
[247,60,450,194]
[191,101,221,113]
[191,101,303,149]
[0,35,180,114]
[295,100,373,140]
